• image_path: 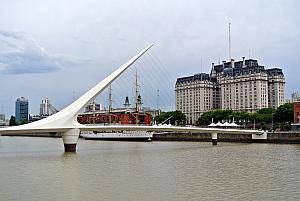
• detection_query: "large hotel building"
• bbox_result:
[175,57,285,124]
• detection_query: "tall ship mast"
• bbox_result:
[78,69,150,126]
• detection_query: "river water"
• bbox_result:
[0,137,299,201]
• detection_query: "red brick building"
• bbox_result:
[77,109,151,125]
[294,101,300,123]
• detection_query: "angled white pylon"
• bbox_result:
[0,43,154,135]
[0,43,264,152]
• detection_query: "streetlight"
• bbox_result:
[272,107,275,133]
[271,111,274,132]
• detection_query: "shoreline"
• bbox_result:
[1,131,300,144]
[153,132,300,144]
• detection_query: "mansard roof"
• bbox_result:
[176,73,214,84]
[176,58,284,84]
[267,68,284,76]
[222,66,265,77]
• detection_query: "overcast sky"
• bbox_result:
[0,0,299,117]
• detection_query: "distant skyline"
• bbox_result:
[0,0,299,117]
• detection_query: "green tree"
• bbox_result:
[9,116,16,126]
[196,104,293,130]
[257,108,276,115]
[197,111,213,125]
[197,109,234,125]
[274,103,293,123]
[155,110,186,125]
[18,119,28,125]
[232,111,250,123]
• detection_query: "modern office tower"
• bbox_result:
[40,98,58,116]
[0,113,6,127]
[175,57,285,124]
[0,113,5,122]
[291,92,300,103]
[15,97,29,123]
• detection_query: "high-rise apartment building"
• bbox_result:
[15,97,29,123]
[175,58,285,124]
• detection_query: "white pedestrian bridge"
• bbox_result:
[0,44,264,152]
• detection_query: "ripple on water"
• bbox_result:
[0,137,299,201]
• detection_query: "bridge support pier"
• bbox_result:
[62,128,80,152]
[211,132,218,145]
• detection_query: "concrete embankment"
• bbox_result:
[2,131,300,144]
[153,132,300,144]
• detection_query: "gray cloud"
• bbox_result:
[0,30,60,74]
[0,0,299,116]
[0,52,59,74]
[51,53,93,67]
[0,31,93,75]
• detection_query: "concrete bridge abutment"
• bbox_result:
[62,128,80,152]
[211,132,218,145]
